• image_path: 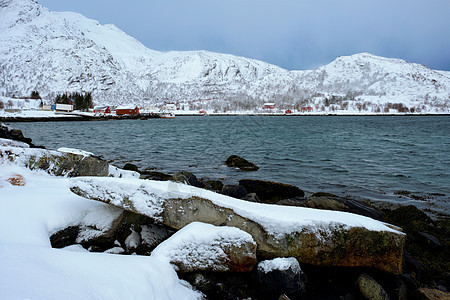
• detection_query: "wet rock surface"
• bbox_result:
[238,179,305,203]
[225,155,259,171]
[301,193,386,221]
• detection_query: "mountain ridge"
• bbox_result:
[1,0,449,113]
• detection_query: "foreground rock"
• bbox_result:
[0,141,138,178]
[257,257,307,299]
[225,155,259,171]
[151,222,257,273]
[357,273,390,300]
[50,206,175,255]
[70,177,406,274]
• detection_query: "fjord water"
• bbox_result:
[9,116,449,215]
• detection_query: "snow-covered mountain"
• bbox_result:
[1,0,449,113]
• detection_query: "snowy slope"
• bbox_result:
[0,0,449,112]
[294,53,450,102]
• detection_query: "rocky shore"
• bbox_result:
[1,124,448,299]
[0,112,161,123]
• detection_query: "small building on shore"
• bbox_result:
[262,103,275,109]
[55,103,73,112]
[93,106,111,114]
[116,105,139,115]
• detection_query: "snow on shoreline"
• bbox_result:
[0,153,201,299]
[1,108,448,120]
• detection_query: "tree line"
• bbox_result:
[55,92,93,111]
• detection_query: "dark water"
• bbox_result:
[7,116,450,215]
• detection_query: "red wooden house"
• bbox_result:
[93,106,111,114]
[116,105,139,115]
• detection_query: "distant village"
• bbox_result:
[49,100,313,116]
[0,93,316,118]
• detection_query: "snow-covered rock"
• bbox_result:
[152,222,257,272]
[257,257,301,274]
[0,137,29,148]
[1,0,448,113]
[257,257,307,299]
[70,176,406,274]
[0,142,138,178]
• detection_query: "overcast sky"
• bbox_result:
[38,0,450,71]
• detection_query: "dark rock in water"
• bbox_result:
[140,171,172,181]
[225,155,259,171]
[311,192,338,197]
[357,273,390,300]
[204,180,224,192]
[0,124,43,148]
[304,195,386,221]
[221,184,247,199]
[239,179,304,203]
[123,163,139,172]
[172,171,205,188]
[50,226,80,248]
[256,257,307,300]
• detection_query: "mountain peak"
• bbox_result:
[0,0,45,29]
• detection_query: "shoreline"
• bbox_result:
[1,112,449,122]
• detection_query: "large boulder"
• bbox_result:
[70,177,406,274]
[151,222,257,272]
[239,179,305,203]
[225,155,259,171]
